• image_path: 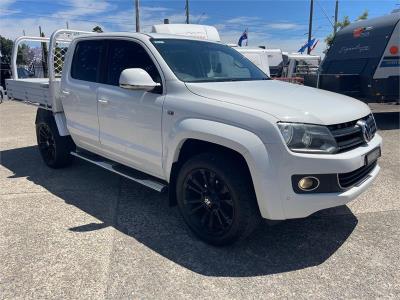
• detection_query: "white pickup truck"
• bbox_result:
[6,29,382,245]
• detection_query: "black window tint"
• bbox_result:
[106,40,161,86]
[71,40,103,82]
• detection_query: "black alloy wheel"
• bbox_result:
[38,123,57,165]
[182,168,235,236]
[35,109,75,168]
[176,153,261,246]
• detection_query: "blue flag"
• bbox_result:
[238,30,248,47]
[298,38,316,53]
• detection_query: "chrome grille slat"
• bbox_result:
[329,114,377,153]
[331,126,361,138]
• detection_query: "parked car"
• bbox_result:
[17,67,34,78]
[6,29,382,245]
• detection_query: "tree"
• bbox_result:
[356,10,369,21]
[0,35,14,63]
[1,35,36,65]
[16,43,33,65]
[92,26,103,33]
[325,10,369,52]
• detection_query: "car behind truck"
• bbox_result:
[6,29,382,245]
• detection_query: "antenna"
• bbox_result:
[307,0,314,55]
[135,0,140,32]
[185,0,190,24]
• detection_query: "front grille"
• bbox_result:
[328,114,377,153]
[338,161,377,188]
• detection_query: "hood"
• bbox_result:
[185,80,371,125]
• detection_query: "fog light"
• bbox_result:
[298,177,320,191]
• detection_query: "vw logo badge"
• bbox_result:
[356,120,373,142]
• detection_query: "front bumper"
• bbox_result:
[246,133,382,220]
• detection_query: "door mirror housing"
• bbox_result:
[119,68,160,91]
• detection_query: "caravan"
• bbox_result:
[317,12,400,102]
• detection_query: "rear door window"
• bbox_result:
[71,40,104,82]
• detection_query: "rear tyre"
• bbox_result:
[176,152,261,246]
[36,114,75,168]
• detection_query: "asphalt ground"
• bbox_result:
[0,101,399,299]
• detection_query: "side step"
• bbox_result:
[71,150,168,193]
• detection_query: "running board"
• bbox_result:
[71,151,167,193]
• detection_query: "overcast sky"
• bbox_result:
[0,0,398,55]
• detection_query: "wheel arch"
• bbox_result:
[165,119,266,208]
[35,108,70,136]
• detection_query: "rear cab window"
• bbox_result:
[71,40,104,82]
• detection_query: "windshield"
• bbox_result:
[151,38,269,83]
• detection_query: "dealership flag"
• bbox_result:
[238,30,248,47]
[298,38,316,53]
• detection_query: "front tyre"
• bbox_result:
[36,113,75,168]
[176,153,261,246]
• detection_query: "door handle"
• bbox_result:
[61,90,70,95]
[98,99,109,104]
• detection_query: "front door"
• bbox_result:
[97,39,164,177]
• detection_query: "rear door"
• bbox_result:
[62,39,104,148]
[97,39,165,177]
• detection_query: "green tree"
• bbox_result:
[1,35,34,65]
[325,10,369,52]
[356,10,369,21]
[0,35,14,63]
[16,44,31,65]
[92,26,103,33]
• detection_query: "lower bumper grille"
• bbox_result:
[338,161,377,188]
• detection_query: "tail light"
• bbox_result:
[389,46,398,55]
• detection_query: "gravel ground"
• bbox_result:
[1,101,399,299]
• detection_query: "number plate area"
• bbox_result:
[365,147,381,166]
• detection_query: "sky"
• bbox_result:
[0,0,399,55]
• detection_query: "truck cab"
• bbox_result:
[6,30,382,245]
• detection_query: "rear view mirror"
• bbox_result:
[119,68,160,91]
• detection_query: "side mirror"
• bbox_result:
[119,68,160,91]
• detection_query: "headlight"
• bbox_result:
[277,122,338,154]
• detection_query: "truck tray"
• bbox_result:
[6,78,59,109]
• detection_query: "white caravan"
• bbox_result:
[229,46,271,76]
[151,24,221,42]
